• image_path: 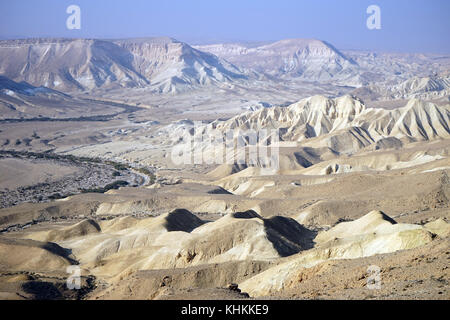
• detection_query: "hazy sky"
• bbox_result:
[0,0,449,53]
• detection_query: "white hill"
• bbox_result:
[0,38,247,92]
[195,39,359,83]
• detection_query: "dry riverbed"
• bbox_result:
[0,151,154,208]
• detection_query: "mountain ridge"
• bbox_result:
[195,38,359,82]
[189,95,450,156]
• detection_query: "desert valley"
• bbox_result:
[0,36,449,300]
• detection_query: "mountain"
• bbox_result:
[344,51,450,83]
[195,39,359,83]
[2,37,448,94]
[196,40,450,88]
[0,38,148,91]
[239,210,438,297]
[352,75,450,102]
[0,37,247,93]
[0,75,69,97]
[0,75,125,119]
[114,37,247,93]
[181,95,450,157]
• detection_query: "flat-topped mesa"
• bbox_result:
[0,37,247,92]
[115,37,194,61]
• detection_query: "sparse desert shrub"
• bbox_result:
[23,138,32,146]
[112,163,128,171]
[80,180,128,194]
[136,167,156,184]
[48,193,64,200]
[104,180,129,190]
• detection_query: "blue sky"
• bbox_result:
[0,0,449,53]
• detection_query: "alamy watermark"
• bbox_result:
[66,265,81,290]
[66,5,81,30]
[366,5,381,30]
[367,265,382,289]
[65,5,380,31]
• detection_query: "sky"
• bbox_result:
[0,0,449,53]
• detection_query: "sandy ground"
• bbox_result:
[0,158,81,190]
[0,92,448,300]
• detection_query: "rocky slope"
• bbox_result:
[114,37,247,93]
[0,76,133,119]
[177,95,449,161]
[353,75,450,101]
[0,38,247,93]
[1,205,447,299]
[195,39,359,83]
[196,41,450,90]
[0,38,147,91]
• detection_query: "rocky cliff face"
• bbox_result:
[0,38,147,91]
[0,38,247,92]
[114,37,247,93]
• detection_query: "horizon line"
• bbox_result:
[0,35,449,56]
